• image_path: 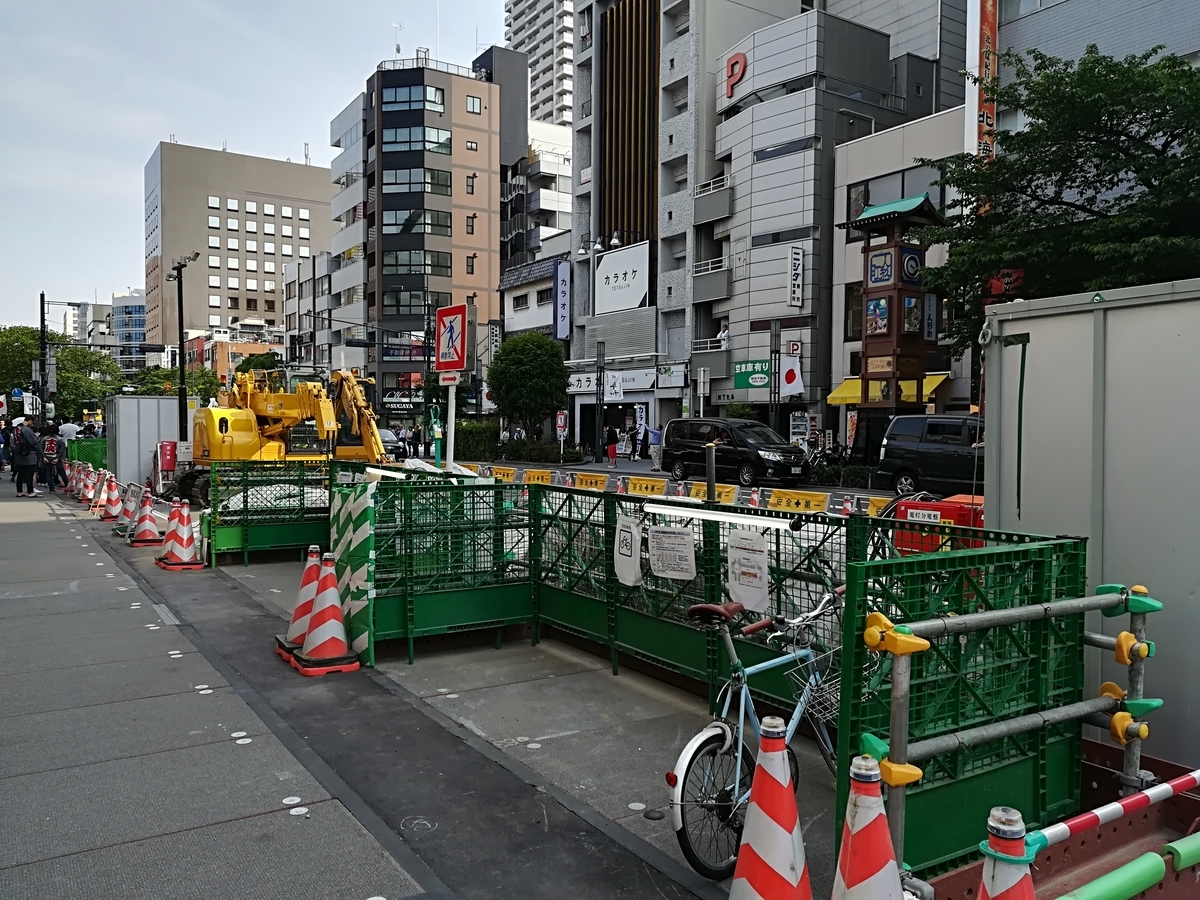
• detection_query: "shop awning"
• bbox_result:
[826,372,949,405]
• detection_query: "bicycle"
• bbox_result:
[667,587,844,880]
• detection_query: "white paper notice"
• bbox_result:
[647,526,697,581]
[726,528,769,612]
[614,514,643,586]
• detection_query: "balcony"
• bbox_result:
[693,175,733,224]
[690,338,730,378]
[528,187,571,215]
[692,257,732,302]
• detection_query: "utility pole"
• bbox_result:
[769,319,782,435]
[39,291,47,426]
[170,252,199,439]
[594,340,605,463]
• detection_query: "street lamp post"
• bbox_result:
[578,234,606,461]
[39,291,47,426]
[167,252,199,439]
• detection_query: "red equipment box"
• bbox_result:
[893,494,983,555]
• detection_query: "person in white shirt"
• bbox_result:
[717,325,729,349]
[58,421,80,440]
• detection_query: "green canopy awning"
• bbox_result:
[839,192,945,231]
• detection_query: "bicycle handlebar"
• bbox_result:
[740,618,774,635]
[743,585,845,638]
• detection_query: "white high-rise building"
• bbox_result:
[505,0,574,124]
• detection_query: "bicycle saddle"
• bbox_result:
[686,601,744,622]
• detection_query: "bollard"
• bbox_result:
[705,442,716,506]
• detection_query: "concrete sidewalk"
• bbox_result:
[0,493,424,900]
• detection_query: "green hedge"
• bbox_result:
[806,463,877,489]
[454,421,500,462]
[499,439,583,464]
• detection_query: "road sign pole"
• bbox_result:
[445,385,457,469]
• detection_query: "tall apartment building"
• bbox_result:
[570,0,938,443]
[143,142,333,345]
[505,0,575,124]
[109,288,148,372]
[61,307,78,340]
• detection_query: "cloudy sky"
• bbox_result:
[0,0,503,329]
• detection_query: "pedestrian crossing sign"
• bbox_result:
[435,304,467,372]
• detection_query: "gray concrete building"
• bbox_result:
[505,0,575,124]
[143,142,333,345]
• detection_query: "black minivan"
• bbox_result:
[661,418,811,487]
[877,414,984,495]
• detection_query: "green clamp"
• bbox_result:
[1025,831,1049,857]
[1097,583,1164,617]
[981,838,1039,865]
[1125,698,1163,717]
[1127,594,1163,614]
[1145,640,1156,658]
[859,732,890,761]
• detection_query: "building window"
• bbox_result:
[382,290,450,316]
[228,298,239,309]
[381,250,452,276]
[844,284,863,341]
[381,209,452,235]
[208,255,220,268]
[467,95,482,114]
[263,222,275,235]
[264,261,275,273]
[512,293,529,310]
[209,275,221,288]
[226,217,238,231]
[299,246,310,257]
[209,315,221,326]
[264,203,275,216]
[246,259,257,271]
[466,256,475,275]
[264,242,275,254]
[536,287,553,305]
[286,313,297,331]
[299,226,309,239]
[227,257,239,269]
[466,175,475,194]
[208,216,220,229]
[208,196,219,209]
[381,84,444,112]
[381,167,452,195]
[246,278,258,291]
[299,208,309,221]
[246,220,257,233]
[753,136,817,163]
[246,298,258,311]
[281,224,293,238]
[466,215,475,235]
[381,126,451,154]
[226,237,238,251]
[466,140,478,151]
[246,201,257,214]
[208,295,221,308]
[266,299,276,312]
[282,244,293,256]
[227,198,238,211]
[227,277,239,289]
[208,235,220,248]
[846,182,869,241]
[265,280,276,292]
[246,240,257,253]
[282,206,292,218]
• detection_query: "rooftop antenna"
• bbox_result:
[390,21,403,57]
[304,142,310,165]
[222,139,227,151]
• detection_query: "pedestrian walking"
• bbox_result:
[640,427,650,461]
[13,418,42,497]
[605,426,619,468]
[648,424,663,471]
[410,425,422,459]
[626,425,639,461]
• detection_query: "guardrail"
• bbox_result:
[692,257,730,276]
[694,175,729,197]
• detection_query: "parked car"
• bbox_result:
[876,414,984,495]
[660,418,810,487]
[376,428,409,460]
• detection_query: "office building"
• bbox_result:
[109,288,148,373]
[143,142,333,345]
[505,0,575,124]
[75,300,112,348]
[283,252,355,371]
[61,307,78,340]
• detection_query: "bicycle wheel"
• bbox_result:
[675,733,756,880]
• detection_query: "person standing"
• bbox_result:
[1,420,12,478]
[648,424,663,472]
[40,425,63,494]
[58,420,80,441]
[717,324,729,349]
[605,425,619,469]
[13,418,42,497]
[410,424,422,459]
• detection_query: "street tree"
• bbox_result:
[235,350,283,373]
[917,46,1200,357]
[125,365,222,405]
[486,332,568,439]
[49,338,122,418]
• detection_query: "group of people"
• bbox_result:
[0,419,80,497]
[393,424,426,458]
[603,422,663,470]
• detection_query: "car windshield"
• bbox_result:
[377,429,398,442]
[736,423,787,446]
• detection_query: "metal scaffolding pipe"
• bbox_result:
[907,697,1118,763]
[904,594,1125,640]
[887,653,912,864]
[1085,631,1118,651]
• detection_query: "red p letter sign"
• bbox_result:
[726,53,747,98]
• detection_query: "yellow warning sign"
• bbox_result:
[866,497,891,517]
[767,490,830,513]
[523,469,553,485]
[491,466,516,483]
[688,483,739,504]
[627,477,668,497]
[574,473,609,492]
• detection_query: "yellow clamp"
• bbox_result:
[1130,584,1149,596]
[1110,712,1149,745]
[880,759,924,787]
[862,612,930,656]
[1115,632,1150,666]
[1100,681,1127,702]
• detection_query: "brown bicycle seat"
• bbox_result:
[686,601,745,622]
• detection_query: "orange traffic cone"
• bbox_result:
[99,477,123,521]
[156,500,203,570]
[977,808,1036,900]
[748,488,760,508]
[89,473,110,515]
[128,490,163,547]
[275,546,322,661]
[729,716,813,900]
[72,464,87,499]
[158,499,182,556]
[112,483,140,534]
[563,472,574,488]
[842,496,854,516]
[289,553,360,676]
[676,481,687,496]
[616,477,626,495]
[832,756,905,900]
[66,463,77,495]
[79,469,98,504]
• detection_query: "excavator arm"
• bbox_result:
[329,370,391,463]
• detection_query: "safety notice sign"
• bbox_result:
[435,304,467,372]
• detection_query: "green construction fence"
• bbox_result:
[329,479,1088,878]
[67,438,107,470]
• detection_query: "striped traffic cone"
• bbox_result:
[89,473,110,515]
[563,472,574,488]
[79,469,98,504]
[159,499,182,557]
[73,464,87,499]
[616,477,626,495]
[128,490,163,547]
[729,716,813,900]
[156,500,203,570]
[748,488,760,508]
[99,477,123,521]
[977,808,1035,900]
[842,496,854,516]
[289,553,361,676]
[275,546,321,661]
[832,756,904,900]
[66,463,77,495]
[676,481,687,497]
[112,483,141,535]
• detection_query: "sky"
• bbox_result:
[0,0,504,329]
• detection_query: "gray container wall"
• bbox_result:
[105,396,189,488]
[983,279,1200,766]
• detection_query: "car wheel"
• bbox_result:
[737,464,756,487]
[671,460,688,482]
[893,471,919,495]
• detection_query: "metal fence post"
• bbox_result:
[403,481,416,665]
[702,517,722,713]
[887,653,912,864]
[603,492,619,675]
[846,510,871,563]
[1124,606,1148,795]
[530,483,543,646]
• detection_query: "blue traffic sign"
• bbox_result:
[11,388,23,398]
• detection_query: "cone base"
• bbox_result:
[289,651,360,676]
[129,537,163,547]
[155,557,205,570]
[112,526,130,536]
[274,636,302,661]
[99,514,119,522]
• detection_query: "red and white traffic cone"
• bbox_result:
[729,715,813,900]
[276,546,321,661]
[89,473,110,515]
[616,477,626,495]
[832,755,905,900]
[978,807,1036,900]
[128,490,163,547]
[99,477,123,521]
[563,472,574,488]
[748,488,760,508]
[156,500,203,570]
[66,463,77,495]
[159,499,182,556]
[113,483,140,534]
[843,496,854,516]
[289,553,361,676]
[676,480,687,497]
[72,464,86,499]
[79,469,98,504]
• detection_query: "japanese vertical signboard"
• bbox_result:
[553,259,571,340]
[789,245,804,307]
[978,0,998,159]
[435,304,467,372]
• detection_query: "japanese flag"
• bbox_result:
[780,357,805,397]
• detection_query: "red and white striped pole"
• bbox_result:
[1025,768,1200,855]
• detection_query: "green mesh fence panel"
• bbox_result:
[67,439,107,469]
[210,460,330,526]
